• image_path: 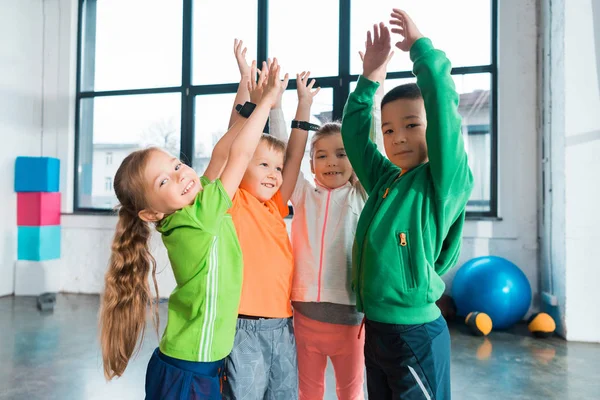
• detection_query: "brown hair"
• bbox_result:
[99,147,160,380]
[260,133,286,159]
[309,122,342,158]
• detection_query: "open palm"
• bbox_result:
[390,9,423,52]
[362,22,394,82]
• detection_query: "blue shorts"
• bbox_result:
[145,348,224,400]
[364,316,451,400]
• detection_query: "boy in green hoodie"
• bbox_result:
[341,9,474,400]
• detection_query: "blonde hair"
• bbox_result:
[99,147,160,380]
[260,134,286,159]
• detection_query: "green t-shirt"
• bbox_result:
[156,177,242,362]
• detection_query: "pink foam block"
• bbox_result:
[17,192,61,226]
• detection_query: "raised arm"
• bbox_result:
[279,72,320,204]
[359,50,386,153]
[228,39,253,129]
[391,9,473,201]
[204,58,270,182]
[269,62,290,143]
[203,120,245,182]
[204,40,255,181]
[220,60,284,199]
[269,107,288,143]
[342,23,396,194]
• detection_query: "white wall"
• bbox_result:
[0,0,45,296]
[563,0,600,342]
[539,0,567,337]
[540,0,600,343]
[61,215,176,296]
[41,0,78,212]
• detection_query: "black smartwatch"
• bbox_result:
[291,120,321,131]
[235,101,269,133]
[235,101,256,118]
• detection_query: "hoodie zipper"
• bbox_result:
[357,173,403,311]
[317,189,332,302]
[383,173,402,199]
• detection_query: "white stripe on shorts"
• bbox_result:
[408,365,432,400]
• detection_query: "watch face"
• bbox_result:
[239,102,256,118]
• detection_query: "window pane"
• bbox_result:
[278,88,334,181]
[350,0,491,75]
[193,93,237,174]
[455,74,492,213]
[81,0,183,91]
[350,74,491,212]
[269,0,339,77]
[192,0,258,85]
[193,89,333,183]
[77,93,181,209]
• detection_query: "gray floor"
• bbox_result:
[1,294,599,400]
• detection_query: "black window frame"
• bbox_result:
[74,0,498,218]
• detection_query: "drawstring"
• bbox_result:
[358,316,366,339]
[219,367,224,393]
[220,363,228,393]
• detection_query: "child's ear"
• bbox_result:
[310,160,315,175]
[138,208,164,222]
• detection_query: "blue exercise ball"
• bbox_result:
[451,256,532,330]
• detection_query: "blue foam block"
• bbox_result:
[15,157,60,193]
[18,226,61,261]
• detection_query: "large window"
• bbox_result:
[76,0,497,217]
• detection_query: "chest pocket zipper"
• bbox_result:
[398,232,416,290]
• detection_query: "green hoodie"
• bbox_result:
[341,37,474,325]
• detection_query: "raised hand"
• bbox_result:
[296,71,320,106]
[362,22,394,84]
[390,9,424,52]
[234,39,252,79]
[248,61,266,104]
[273,58,289,109]
[262,59,288,109]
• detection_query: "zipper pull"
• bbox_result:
[399,233,407,246]
[383,187,390,198]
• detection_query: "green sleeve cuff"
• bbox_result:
[355,75,380,99]
[410,37,434,62]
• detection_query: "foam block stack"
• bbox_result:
[14,157,61,295]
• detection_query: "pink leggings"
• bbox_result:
[294,311,365,400]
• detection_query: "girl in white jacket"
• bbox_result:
[270,79,383,400]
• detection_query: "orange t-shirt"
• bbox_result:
[229,188,293,318]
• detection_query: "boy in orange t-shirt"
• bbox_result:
[222,46,320,400]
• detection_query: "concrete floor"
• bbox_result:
[0,294,599,400]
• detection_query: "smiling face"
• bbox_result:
[381,97,429,172]
[138,149,201,221]
[239,139,285,202]
[310,132,353,189]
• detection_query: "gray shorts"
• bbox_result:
[223,317,298,400]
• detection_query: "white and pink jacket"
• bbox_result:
[269,96,382,306]
[288,175,367,304]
